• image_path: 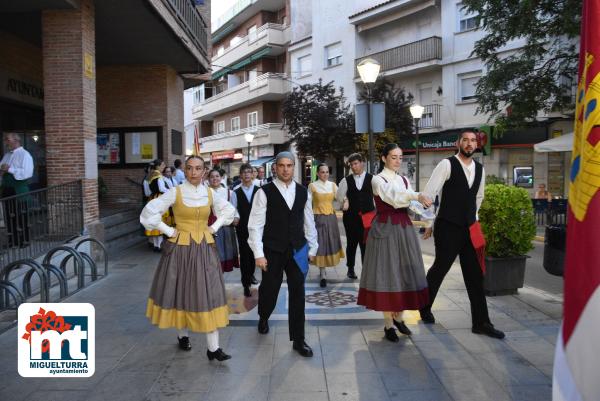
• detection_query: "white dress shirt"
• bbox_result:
[248,178,318,258]
[372,167,419,208]
[230,183,258,219]
[423,154,485,218]
[0,146,34,180]
[335,171,366,205]
[174,168,185,185]
[140,181,235,238]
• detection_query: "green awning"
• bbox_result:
[212,47,272,80]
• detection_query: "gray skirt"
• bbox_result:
[215,225,239,272]
[146,239,229,332]
[314,214,345,268]
[357,219,429,311]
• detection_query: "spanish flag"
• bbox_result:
[553,1,600,400]
[193,124,201,156]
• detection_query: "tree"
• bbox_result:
[462,0,581,131]
[282,80,357,160]
[356,79,414,155]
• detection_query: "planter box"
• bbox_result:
[484,255,527,296]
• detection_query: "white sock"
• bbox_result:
[156,236,163,248]
[383,312,394,329]
[319,268,326,279]
[206,330,219,352]
[177,329,189,338]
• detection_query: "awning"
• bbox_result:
[534,133,573,152]
[212,47,272,80]
[249,156,275,167]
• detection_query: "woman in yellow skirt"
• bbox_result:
[309,163,345,287]
[145,159,169,252]
[140,156,235,361]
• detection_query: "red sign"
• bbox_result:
[211,150,235,161]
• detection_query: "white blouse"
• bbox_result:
[371,167,419,209]
[139,181,235,238]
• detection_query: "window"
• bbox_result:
[247,25,257,42]
[247,111,258,129]
[247,69,258,81]
[297,54,312,78]
[216,46,224,56]
[97,127,162,168]
[193,85,204,105]
[231,117,240,132]
[217,121,225,134]
[458,72,480,102]
[325,42,342,68]
[457,3,478,32]
[230,36,243,47]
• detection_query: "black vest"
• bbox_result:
[437,156,483,227]
[235,185,259,238]
[345,173,375,215]
[262,181,308,253]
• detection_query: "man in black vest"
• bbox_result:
[231,163,260,297]
[420,130,504,339]
[248,151,318,357]
[335,153,375,279]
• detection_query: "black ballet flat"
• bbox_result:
[177,336,192,351]
[384,327,400,343]
[207,348,231,361]
[320,278,327,288]
[393,319,412,336]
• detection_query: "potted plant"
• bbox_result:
[478,183,536,295]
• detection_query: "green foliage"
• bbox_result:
[486,174,506,185]
[461,0,581,129]
[479,184,536,257]
[282,80,357,160]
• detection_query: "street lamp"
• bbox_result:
[409,104,425,191]
[244,132,255,162]
[357,58,381,174]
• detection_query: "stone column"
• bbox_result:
[42,0,99,229]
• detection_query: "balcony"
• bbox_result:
[213,23,291,76]
[417,104,442,130]
[199,123,288,153]
[355,36,442,78]
[193,73,290,120]
[164,0,208,54]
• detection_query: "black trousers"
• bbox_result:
[342,213,365,269]
[258,246,305,341]
[424,218,490,326]
[236,232,255,288]
[2,187,30,247]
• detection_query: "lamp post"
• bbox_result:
[357,58,381,174]
[409,104,424,191]
[244,132,255,162]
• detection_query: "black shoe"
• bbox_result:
[206,348,231,361]
[244,286,251,297]
[393,320,412,336]
[320,278,327,288]
[258,318,269,334]
[292,340,314,357]
[384,327,399,343]
[153,246,161,253]
[251,275,258,285]
[347,268,358,279]
[472,323,505,339]
[177,336,192,351]
[420,308,435,324]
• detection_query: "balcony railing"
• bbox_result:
[417,104,442,129]
[205,73,288,105]
[165,0,208,53]
[214,0,258,31]
[201,123,284,143]
[355,36,442,76]
[213,23,289,66]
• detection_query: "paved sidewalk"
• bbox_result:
[0,235,560,401]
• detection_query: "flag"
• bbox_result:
[193,124,201,156]
[553,1,600,400]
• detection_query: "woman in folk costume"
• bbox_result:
[357,143,432,342]
[308,163,345,288]
[140,156,235,361]
[145,159,169,252]
[207,169,240,272]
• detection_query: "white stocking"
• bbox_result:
[177,329,189,338]
[206,330,219,352]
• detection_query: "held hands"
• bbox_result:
[418,193,432,208]
[342,198,350,211]
[422,227,433,240]
[232,217,240,226]
[256,257,268,271]
[309,255,316,264]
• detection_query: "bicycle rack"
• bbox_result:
[1,259,49,303]
[75,238,108,279]
[46,246,86,290]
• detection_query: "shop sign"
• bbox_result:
[0,69,44,107]
[257,144,274,158]
[212,150,235,161]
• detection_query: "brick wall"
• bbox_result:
[211,100,286,133]
[42,0,99,225]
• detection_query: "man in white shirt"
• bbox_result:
[420,129,504,339]
[1,132,34,247]
[173,159,185,185]
[248,151,318,357]
[335,153,375,279]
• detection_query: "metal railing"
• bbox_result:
[418,104,442,129]
[201,123,284,143]
[165,0,208,54]
[0,180,84,267]
[214,23,288,58]
[355,36,442,76]
[203,73,288,104]
[532,198,568,226]
[214,0,257,31]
